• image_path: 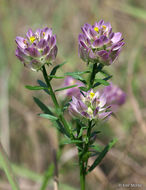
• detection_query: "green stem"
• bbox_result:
[76,121,85,190]
[80,162,85,190]
[42,65,71,137]
[84,120,92,171]
[42,65,59,108]
[89,63,98,89]
[0,142,20,190]
[88,63,104,89]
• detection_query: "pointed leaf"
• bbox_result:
[33,97,68,136]
[50,62,66,81]
[49,75,64,79]
[94,79,110,86]
[25,85,48,90]
[39,113,58,121]
[65,72,87,84]
[55,85,77,92]
[37,80,50,95]
[33,97,52,114]
[64,71,90,76]
[79,86,88,92]
[61,139,83,145]
[78,127,87,138]
[88,138,117,173]
[93,76,112,88]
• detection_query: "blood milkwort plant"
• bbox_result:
[15,20,125,190]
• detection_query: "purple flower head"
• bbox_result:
[15,27,58,71]
[63,76,84,98]
[78,20,124,65]
[69,89,112,120]
[101,83,126,111]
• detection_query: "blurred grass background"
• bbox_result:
[0,0,146,189]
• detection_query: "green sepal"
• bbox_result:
[55,85,77,92]
[88,138,117,173]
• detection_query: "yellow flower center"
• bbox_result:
[94,27,99,32]
[102,25,106,30]
[29,36,36,43]
[90,92,95,99]
[43,32,45,36]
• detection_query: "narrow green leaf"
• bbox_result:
[89,144,103,152]
[33,97,68,136]
[33,97,52,114]
[71,75,87,84]
[88,138,117,173]
[93,75,112,88]
[79,86,88,92]
[49,75,64,79]
[61,139,83,145]
[50,62,66,81]
[37,80,50,95]
[39,113,58,121]
[11,164,43,182]
[25,85,48,90]
[94,79,110,86]
[90,131,101,138]
[64,72,87,84]
[0,142,20,190]
[64,71,90,76]
[78,127,87,138]
[55,85,77,92]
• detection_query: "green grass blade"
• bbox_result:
[11,164,43,182]
[0,142,20,190]
[40,164,54,190]
[123,5,146,20]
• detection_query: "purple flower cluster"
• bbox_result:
[69,90,111,120]
[101,83,126,111]
[78,20,124,65]
[15,27,57,71]
[62,76,84,98]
